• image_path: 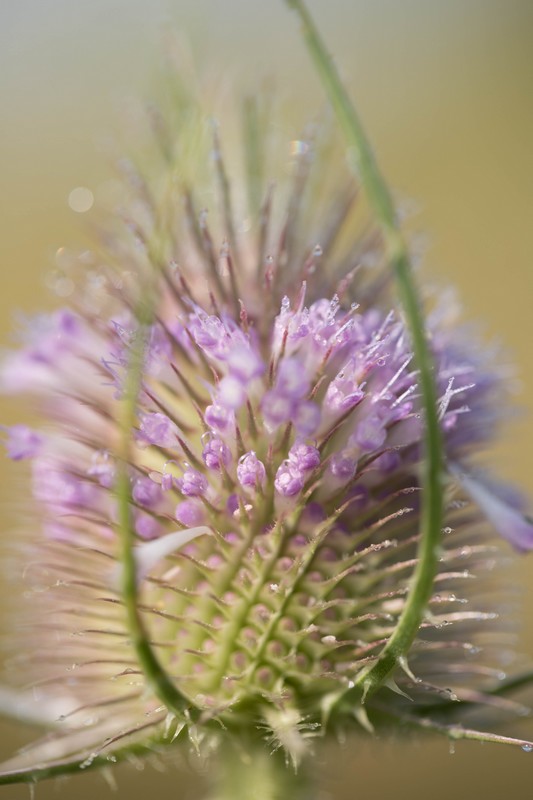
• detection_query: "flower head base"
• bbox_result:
[1,55,533,788]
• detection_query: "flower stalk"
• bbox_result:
[117,298,195,718]
[206,741,315,800]
[285,0,445,701]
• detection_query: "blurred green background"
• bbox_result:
[1,0,532,797]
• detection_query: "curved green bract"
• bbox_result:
[285,0,445,702]
[116,296,196,718]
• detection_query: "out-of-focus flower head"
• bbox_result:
[1,24,533,791]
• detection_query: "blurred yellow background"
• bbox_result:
[1,1,532,797]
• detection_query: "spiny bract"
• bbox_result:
[1,86,533,782]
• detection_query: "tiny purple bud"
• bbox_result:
[288,442,320,472]
[190,312,227,353]
[204,403,235,434]
[160,471,175,491]
[202,436,231,470]
[373,450,401,473]
[325,377,364,413]
[389,401,414,423]
[292,401,321,435]
[132,476,162,508]
[261,391,294,429]
[177,469,208,497]
[237,451,266,489]
[226,344,265,382]
[139,412,177,447]
[354,416,387,453]
[274,461,305,497]
[275,357,310,400]
[135,512,160,540]
[176,499,206,527]
[330,453,357,482]
[226,493,240,516]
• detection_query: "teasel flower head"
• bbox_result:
[1,1,533,792]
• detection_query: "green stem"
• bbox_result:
[116,298,196,718]
[285,0,445,700]
[205,741,315,800]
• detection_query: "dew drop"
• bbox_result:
[522,744,533,752]
[68,186,94,213]
[80,753,97,770]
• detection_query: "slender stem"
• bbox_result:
[116,297,196,718]
[206,741,315,800]
[285,0,445,700]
